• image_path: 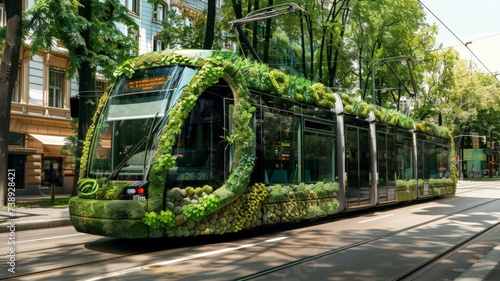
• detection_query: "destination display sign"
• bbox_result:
[126,76,168,92]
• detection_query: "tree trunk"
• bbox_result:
[0,1,23,206]
[252,0,259,56]
[72,0,97,196]
[231,0,248,56]
[203,0,216,49]
[262,0,272,64]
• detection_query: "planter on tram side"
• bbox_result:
[395,179,418,202]
[429,178,455,196]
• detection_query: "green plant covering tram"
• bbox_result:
[69,49,457,238]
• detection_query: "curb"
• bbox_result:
[0,218,72,232]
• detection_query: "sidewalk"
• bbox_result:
[416,221,500,281]
[0,194,72,233]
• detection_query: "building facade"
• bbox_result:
[7,0,214,195]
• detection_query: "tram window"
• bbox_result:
[396,132,413,180]
[420,141,432,179]
[429,144,439,178]
[436,146,450,178]
[166,95,226,188]
[304,120,334,131]
[303,106,336,120]
[377,127,396,187]
[303,132,335,183]
[262,109,299,184]
[345,122,371,189]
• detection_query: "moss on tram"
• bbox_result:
[72,50,455,238]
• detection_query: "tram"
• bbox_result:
[69,49,456,238]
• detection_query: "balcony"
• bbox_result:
[170,0,221,16]
[11,103,72,120]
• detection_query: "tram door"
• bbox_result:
[345,125,371,206]
[377,129,396,202]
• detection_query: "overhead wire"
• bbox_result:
[418,0,499,80]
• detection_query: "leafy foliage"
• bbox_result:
[265,181,339,203]
[25,0,138,80]
[158,7,228,50]
[143,210,176,229]
[232,183,268,232]
[182,194,219,222]
[79,92,109,178]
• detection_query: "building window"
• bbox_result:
[8,154,25,190]
[153,35,164,51]
[42,157,63,187]
[9,133,25,146]
[48,67,65,108]
[95,80,107,92]
[154,2,167,22]
[127,0,140,15]
[11,68,20,102]
[0,4,5,27]
[131,33,139,56]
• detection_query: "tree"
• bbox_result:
[0,1,22,206]
[203,0,216,49]
[160,8,205,48]
[444,60,500,136]
[159,6,228,50]
[414,48,458,122]
[26,0,138,195]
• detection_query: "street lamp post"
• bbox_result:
[465,41,473,74]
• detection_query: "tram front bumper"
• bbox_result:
[68,196,150,238]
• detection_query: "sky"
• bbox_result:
[419,0,500,74]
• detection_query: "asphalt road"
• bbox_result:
[2,181,500,280]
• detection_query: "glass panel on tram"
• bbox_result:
[377,126,396,201]
[422,141,432,179]
[359,128,371,195]
[166,93,227,189]
[345,123,371,205]
[88,66,196,180]
[437,146,450,178]
[261,108,300,185]
[417,139,424,180]
[430,142,450,179]
[303,121,336,184]
[396,130,413,180]
[429,143,438,178]
[386,129,396,198]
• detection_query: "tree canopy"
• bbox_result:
[2,1,500,202]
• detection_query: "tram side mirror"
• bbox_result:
[70,96,79,118]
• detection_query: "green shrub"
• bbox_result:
[143,210,176,229]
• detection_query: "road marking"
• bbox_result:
[84,236,289,281]
[410,206,429,211]
[14,218,68,224]
[358,214,394,223]
[18,233,85,243]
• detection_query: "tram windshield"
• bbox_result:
[87,66,197,180]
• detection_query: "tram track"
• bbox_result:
[234,197,500,281]
[0,245,154,281]
[2,231,259,280]
[5,188,499,281]
[393,220,500,280]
